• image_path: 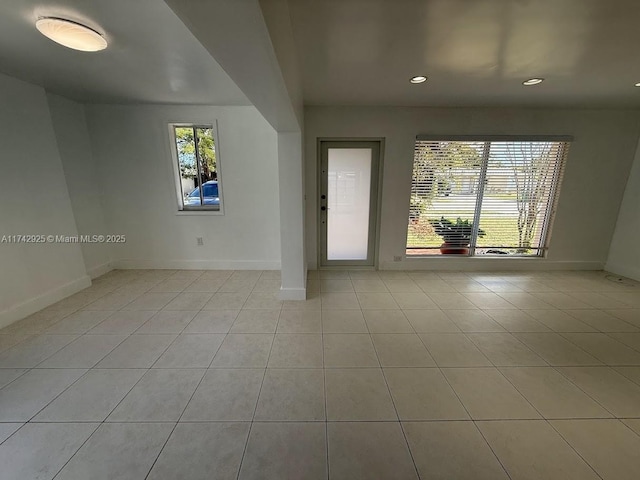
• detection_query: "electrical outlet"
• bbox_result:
[196,237,204,246]
[393,255,402,262]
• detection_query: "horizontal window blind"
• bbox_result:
[407,139,569,257]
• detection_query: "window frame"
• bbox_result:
[407,135,572,258]
[168,122,225,215]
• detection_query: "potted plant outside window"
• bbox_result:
[429,217,486,255]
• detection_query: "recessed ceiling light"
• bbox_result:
[410,76,428,84]
[635,82,640,87]
[523,78,544,86]
[36,17,107,52]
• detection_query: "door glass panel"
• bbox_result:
[327,148,372,260]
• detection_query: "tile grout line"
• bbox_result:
[103,270,236,479]
[50,421,103,480]
[472,421,515,480]
[37,331,130,370]
[0,333,81,392]
[619,418,640,439]
[488,363,548,420]
[235,270,282,480]
[321,275,330,480]
[483,303,629,421]
[366,319,422,480]
[349,276,422,480]
[555,331,629,364]
[0,421,28,447]
[6,417,631,424]
[602,330,640,355]
[548,364,620,419]
[45,271,220,479]
[544,419,606,480]
[143,355,213,479]
[418,275,517,479]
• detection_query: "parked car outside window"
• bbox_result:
[184,180,220,207]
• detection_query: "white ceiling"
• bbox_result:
[0,0,250,105]
[166,0,302,132]
[284,0,640,107]
[2,0,640,109]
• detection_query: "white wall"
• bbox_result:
[305,106,640,270]
[606,136,640,280]
[47,93,111,278]
[85,104,281,269]
[0,74,89,328]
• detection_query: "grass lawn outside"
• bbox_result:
[407,215,541,256]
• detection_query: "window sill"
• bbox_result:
[175,210,224,216]
[404,255,545,260]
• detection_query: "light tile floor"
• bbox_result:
[1,269,640,479]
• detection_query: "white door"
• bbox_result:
[319,141,381,267]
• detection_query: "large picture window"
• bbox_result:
[407,136,570,256]
[170,124,222,212]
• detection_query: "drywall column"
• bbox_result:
[47,94,111,278]
[0,74,90,328]
[606,135,640,280]
[278,131,307,299]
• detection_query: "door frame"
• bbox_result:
[317,138,385,269]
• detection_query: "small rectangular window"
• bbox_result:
[170,124,222,212]
[407,137,570,257]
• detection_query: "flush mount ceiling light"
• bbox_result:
[410,76,428,84]
[635,82,640,87]
[35,17,107,52]
[523,78,544,86]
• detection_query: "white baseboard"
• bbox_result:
[310,257,604,272]
[112,259,281,270]
[0,275,92,330]
[604,262,640,282]
[379,258,605,271]
[86,261,113,279]
[279,287,307,301]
